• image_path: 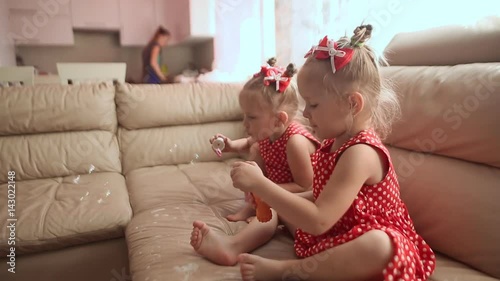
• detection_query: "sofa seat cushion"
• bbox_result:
[124,160,500,280]
[0,172,132,255]
[430,254,499,281]
[125,161,296,281]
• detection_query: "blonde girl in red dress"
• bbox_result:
[190,59,319,265]
[230,24,436,281]
[214,58,319,223]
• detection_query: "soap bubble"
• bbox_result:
[169,144,178,153]
[79,191,90,201]
[190,153,200,165]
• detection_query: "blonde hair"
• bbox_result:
[303,24,400,139]
[241,58,304,125]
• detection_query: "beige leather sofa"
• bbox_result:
[1,25,499,281]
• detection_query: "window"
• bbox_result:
[275,0,499,66]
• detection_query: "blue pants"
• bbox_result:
[143,66,162,84]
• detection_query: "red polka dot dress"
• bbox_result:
[258,122,319,183]
[295,129,436,280]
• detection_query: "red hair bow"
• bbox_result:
[254,65,291,93]
[304,36,354,73]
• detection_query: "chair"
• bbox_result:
[0,66,35,87]
[57,63,127,85]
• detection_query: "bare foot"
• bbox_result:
[246,216,256,223]
[226,204,255,222]
[190,221,239,266]
[239,253,297,281]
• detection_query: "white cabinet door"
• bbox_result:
[155,0,215,45]
[119,0,157,46]
[7,0,70,15]
[71,0,120,30]
[8,10,74,45]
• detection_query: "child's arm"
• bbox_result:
[295,190,314,202]
[235,137,256,155]
[278,135,315,193]
[233,144,382,236]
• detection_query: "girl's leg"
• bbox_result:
[239,229,393,281]
[227,142,263,222]
[190,209,278,266]
[279,214,297,239]
[226,202,256,222]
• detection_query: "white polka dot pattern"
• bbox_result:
[294,129,436,280]
[258,122,319,184]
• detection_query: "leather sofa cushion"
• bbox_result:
[389,146,500,278]
[383,21,500,66]
[0,83,117,136]
[124,160,499,280]
[119,122,244,174]
[0,172,132,255]
[0,131,121,184]
[116,83,243,130]
[0,83,121,184]
[430,254,499,281]
[125,161,297,281]
[382,63,500,169]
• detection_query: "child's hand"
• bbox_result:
[210,134,233,153]
[230,161,264,192]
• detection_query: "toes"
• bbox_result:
[239,253,258,264]
[199,222,210,236]
[240,263,256,281]
[190,231,198,244]
[190,226,202,249]
[193,220,205,229]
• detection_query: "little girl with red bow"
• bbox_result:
[228,24,436,281]
[190,58,319,264]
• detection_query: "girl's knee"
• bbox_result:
[361,230,393,264]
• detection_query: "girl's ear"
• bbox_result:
[276,111,289,126]
[349,92,364,116]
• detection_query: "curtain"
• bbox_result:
[275,0,499,66]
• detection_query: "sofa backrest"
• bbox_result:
[383,18,500,66]
[116,83,245,175]
[382,22,500,278]
[0,84,121,184]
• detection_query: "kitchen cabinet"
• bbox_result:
[71,0,120,30]
[118,0,157,46]
[8,9,74,45]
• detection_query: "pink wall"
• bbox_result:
[0,0,16,66]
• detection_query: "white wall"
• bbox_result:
[0,0,16,66]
